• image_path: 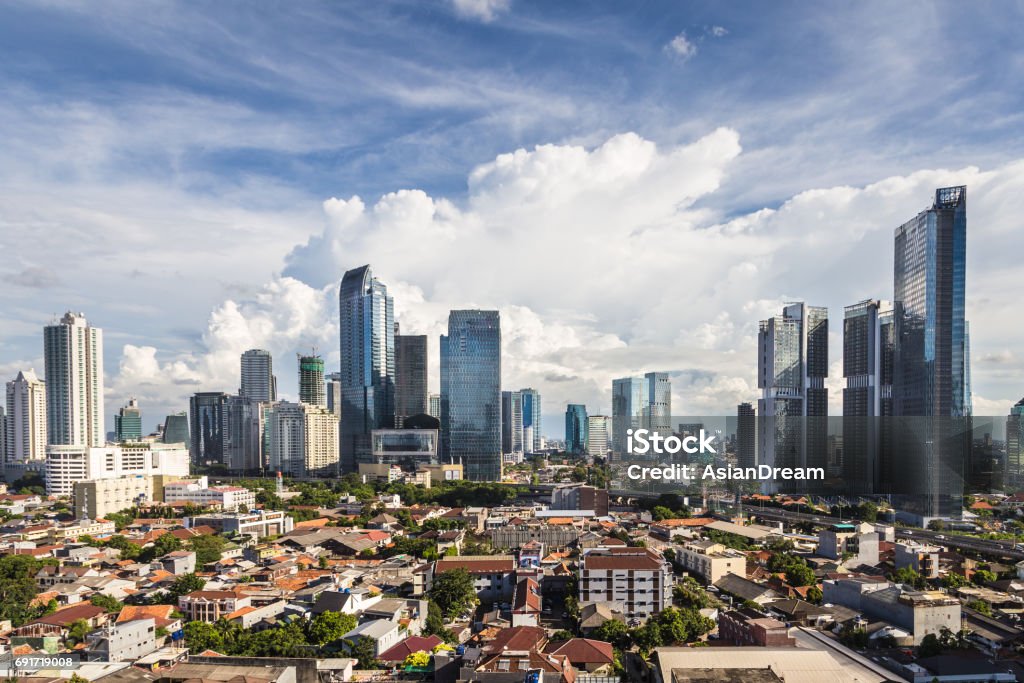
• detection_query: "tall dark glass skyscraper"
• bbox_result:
[339,265,395,473]
[395,331,428,426]
[891,186,968,520]
[240,349,276,402]
[440,310,501,481]
[189,391,227,466]
[736,402,755,470]
[565,403,588,455]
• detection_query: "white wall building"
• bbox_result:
[5,369,48,463]
[266,401,339,477]
[44,312,104,447]
[46,442,189,497]
[579,547,673,620]
[163,476,256,511]
[586,415,611,458]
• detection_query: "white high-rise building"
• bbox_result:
[6,369,48,464]
[240,349,276,402]
[266,401,339,477]
[45,442,189,497]
[587,415,611,458]
[44,312,104,447]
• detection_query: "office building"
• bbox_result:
[162,412,189,446]
[189,392,227,465]
[440,310,501,481]
[326,372,343,417]
[736,403,755,469]
[339,265,395,473]
[644,372,671,433]
[757,302,828,489]
[428,393,441,419]
[163,476,256,512]
[565,404,588,455]
[369,426,439,468]
[842,299,894,491]
[44,311,105,447]
[223,395,266,473]
[240,349,276,402]
[298,354,326,406]
[891,186,969,521]
[266,401,339,477]
[46,442,189,497]
[5,369,47,463]
[578,547,673,619]
[1008,398,1024,484]
[74,475,154,520]
[395,332,428,426]
[520,388,542,452]
[587,415,611,458]
[501,390,524,456]
[612,377,645,456]
[114,398,143,443]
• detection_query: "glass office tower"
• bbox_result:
[612,377,645,456]
[440,310,501,481]
[114,398,143,443]
[520,388,542,452]
[189,391,228,466]
[565,403,589,455]
[240,349,276,402]
[339,265,395,473]
[644,372,672,433]
[395,333,429,425]
[501,390,524,455]
[891,186,968,521]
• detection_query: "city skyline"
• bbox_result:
[2,3,1024,438]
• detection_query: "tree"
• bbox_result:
[651,506,675,522]
[89,593,124,612]
[967,599,992,616]
[838,624,868,649]
[319,555,330,569]
[140,532,183,562]
[168,573,206,599]
[403,651,431,668]
[785,563,816,587]
[67,618,92,645]
[347,636,382,669]
[429,567,478,619]
[918,632,943,657]
[184,620,225,653]
[891,566,925,589]
[189,534,227,568]
[423,599,456,643]
[0,555,46,626]
[103,535,141,560]
[972,569,996,586]
[592,619,630,649]
[308,611,357,645]
[806,586,823,604]
[551,630,574,642]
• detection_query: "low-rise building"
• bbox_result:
[84,617,159,662]
[823,578,960,644]
[342,619,404,656]
[163,477,256,512]
[817,523,880,565]
[579,546,672,620]
[178,590,252,623]
[432,555,517,604]
[718,608,795,647]
[894,540,941,579]
[674,539,746,584]
[512,577,541,627]
[189,509,293,538]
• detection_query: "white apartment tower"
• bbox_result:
[6,369,48,463]
[44,312,104,447]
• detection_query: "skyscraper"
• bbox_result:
[44,312,104,447]
[5,369,47,463]
[189,391,227,465]
[266,401,339,477]
[501,390,524,455]
[428,393,441,419]
[757,302,828,488]
[891,186,968,520]
[440,310,501,481]
[395,333,428,425]
[520,388,542,453]
[587,415,611,458]
[223,395,265,473]
[736,402,755,470]
[644,372,671,433]
[565,404,589,455]
[326,372,343,418]
[1007,398,1024,484]
[339,265,395,473]
[163,412,190,446]
[240,349,276,402]
[612,377,645,455]
[298,354,326,406]
[114,398,143,443]
[842,299,894,490]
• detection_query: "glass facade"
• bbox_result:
[189,392,227,465]
[612,377,644,455]
[240,349,276,402]
[520,388,542,452]
[114,399,143,443]
[440,310,501,481]
[339,265,395,473]
[565,403,588,455]
[395,334,428,424]
[371,428,439,467]
[644,372,672,433]
[501,390,524,455]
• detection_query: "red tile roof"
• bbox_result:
[378,635,444,663]
[482,626,547,655]
[544,638,614,665]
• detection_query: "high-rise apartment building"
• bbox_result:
[736,402,755,470]
[565,404,588,455]
[45,442,189,497]
[114,398,143,443]
[5,369,47,464]
[189,392,228,465]
[501,390,524,455]
[223,396,266,473]
[520,388,542,453]
[162,413,189,446]
[266,401,339,477]
[240,349,276,402]
[757,302,828,488]
[298,354,326,406]
[395,333,428,425]
[44,312,105,447]
[587,415,611,458]
[1008,398,1024,484]
[339,265,395,473]
[842,299,894,490]
[891,186,969,520]
[440,310,501,481]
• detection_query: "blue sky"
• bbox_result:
[2,0,1023,437]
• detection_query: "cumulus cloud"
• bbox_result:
[666,32,697,60]
[709,26,728,38]
[110,130,1024,433]
[451,0,511,23]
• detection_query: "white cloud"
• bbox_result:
[451,0,511,23]
[709,26,728,38]
[666,32,697,60]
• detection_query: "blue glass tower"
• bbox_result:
[339,265,395,473]
[565,404,588,455]
[440,310,501,481]
[520,388,542,452]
